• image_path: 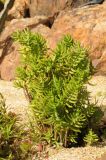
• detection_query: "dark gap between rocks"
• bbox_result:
[0,1,4,12]
[24,8,30,18]
[44,12,59,28]
[44,19,53,28]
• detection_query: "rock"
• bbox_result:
[48,1,106,75]
[29,0,72,17]
[0,16,51,80]
[0,15,51,42]
[1,1,106,80]
[0,43,20,81]
[0,0,15,33]
[71,0,88,8]
[28,0,90,17]
[7,0,87,20]
[8,0,29,19]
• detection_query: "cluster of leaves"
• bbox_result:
[0,93,33,160]
[12,29,103,147]
[84,129,99,146]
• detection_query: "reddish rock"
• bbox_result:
[8,0,29,19]
[0,16,51,80]
[1,2,106,80]
[29,0,72,17]
[0,16,51,42]
[48,1,106,74]
[0,43,20,81]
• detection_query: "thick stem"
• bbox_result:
[24,84,32,102]
[49,125,53,146]
[54,130,57,141]
[64,129,68,148]
[59,129,63,144]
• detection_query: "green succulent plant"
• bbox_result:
[12,29,103,147]
[84,129,99,146]
[0,93,32,159]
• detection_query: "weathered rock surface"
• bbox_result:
[8,0,29,19]
[0,1,106,80]
[29,0,72,17]
[49,1,106,75]
[0,16,51,80]
[28,0,88,17]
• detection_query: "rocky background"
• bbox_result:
[0,0,106,80]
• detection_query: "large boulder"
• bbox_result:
[28,0,90,17]
[48,1,106,75]
[29,0,73,17]
[0,16,51,80]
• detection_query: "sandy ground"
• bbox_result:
[87,75,106,106]
[0,79,29,123]
[87,75,106,122]
[48,146,106,160]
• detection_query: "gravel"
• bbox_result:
[48,146,106,160]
